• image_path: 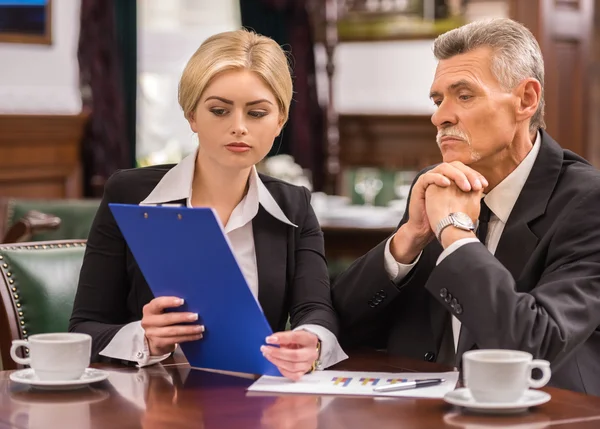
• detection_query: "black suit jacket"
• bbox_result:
[332,130,600,395]
[69,166,338,361]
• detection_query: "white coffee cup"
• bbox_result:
[10,333,92,381]
[463,349,551,403]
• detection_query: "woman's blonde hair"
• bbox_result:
[178,29,293,123]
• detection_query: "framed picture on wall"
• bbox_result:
[0,0,52,45]
[334,0,468,41]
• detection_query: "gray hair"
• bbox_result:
[433,18,545,132]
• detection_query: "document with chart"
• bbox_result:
[248,370,459,398]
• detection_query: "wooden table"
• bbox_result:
[0,351,599,428]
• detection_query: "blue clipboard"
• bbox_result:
[109,203,280,376]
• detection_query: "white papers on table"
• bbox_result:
[248,370,459,398]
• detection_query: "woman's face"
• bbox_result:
[188,69,284,171]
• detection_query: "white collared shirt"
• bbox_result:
[384,132,542,350]
[99,151,347,369]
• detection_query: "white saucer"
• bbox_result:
[444,388,551,414]
[10,368,109,391]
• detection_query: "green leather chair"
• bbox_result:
[1,198,100,242]
[0,240,86,370]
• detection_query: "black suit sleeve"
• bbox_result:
[69,171,132,360]
[331,167,437,348]
[427,187,600,367]
[331,204,416,347]
[288,187,340,336]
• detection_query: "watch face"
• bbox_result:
[451,212,474,228]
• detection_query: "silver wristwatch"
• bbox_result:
[435,212,475,242]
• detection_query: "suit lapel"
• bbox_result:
[493,224,538,285]
[253,206,288,331]
[494,131,563,283]
[457,131,564,360]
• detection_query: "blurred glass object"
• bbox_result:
[354,168,384,206]
[257,155,313,190]
[394,170,418,200]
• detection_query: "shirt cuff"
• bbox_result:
[294,324,348,370]
[383,235,422,282]
[99,321,171,367]
[436,238,480,265]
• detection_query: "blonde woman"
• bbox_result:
[69,29,347,380]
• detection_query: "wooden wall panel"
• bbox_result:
[555,41,585,155]
[588,0,600,166]
[511,0,594,161]
[339,114,440,171]
[0,114,88,198]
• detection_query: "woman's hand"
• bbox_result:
[141,296,204,356]
[261,331,320,381]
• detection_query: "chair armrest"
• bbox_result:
[2,211,61,243]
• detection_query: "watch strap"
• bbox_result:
[435,213,475,243]
[309,340,322,373]
[436,216,455,242]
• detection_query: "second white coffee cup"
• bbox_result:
[463,349,551,403]
[10,333,92,381]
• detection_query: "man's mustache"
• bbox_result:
[436,128,470,145]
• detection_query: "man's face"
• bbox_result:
[429,47,519,167]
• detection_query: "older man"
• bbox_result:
[332,18,600,395]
